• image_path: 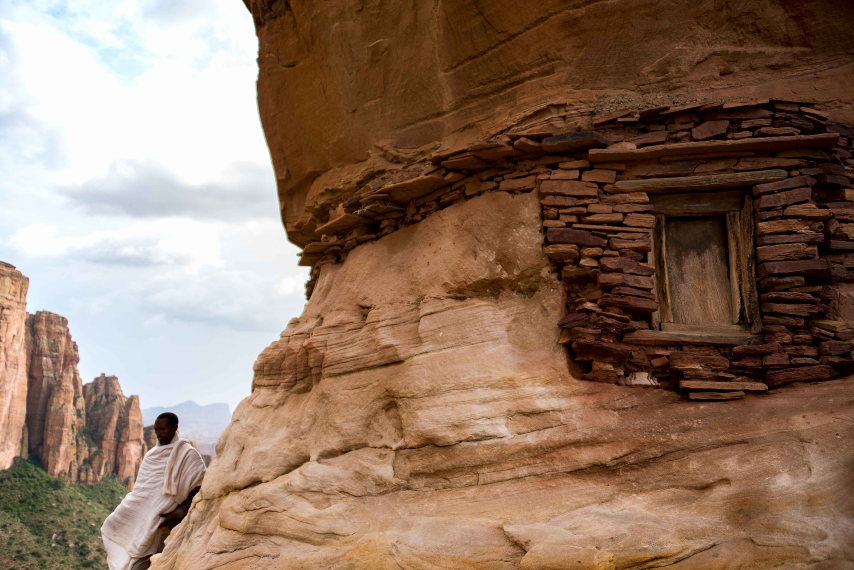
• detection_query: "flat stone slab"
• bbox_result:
[589,133,839,163]
[689,391,746,400]
[315,213,365,235]
[624,329,759,345]
[612,170,787,193]
[680,380,769,391]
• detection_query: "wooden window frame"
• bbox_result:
[649,189,761,338]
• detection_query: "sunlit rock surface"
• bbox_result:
[26,310,90,482]
[0,263,29,469]
[156,191,854,568]
[0,264,146,486]
[154,1,854,568]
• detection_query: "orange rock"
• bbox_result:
[25,311,89,482]
[83,374,147,487]
[1,265,147,486]
[0,263,29,469]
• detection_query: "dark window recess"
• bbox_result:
[651,191,760,335]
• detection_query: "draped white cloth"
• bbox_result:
[101,432,206,570]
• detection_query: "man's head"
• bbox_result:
[154,412,179,446]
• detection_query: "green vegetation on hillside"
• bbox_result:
[0,458,127,569]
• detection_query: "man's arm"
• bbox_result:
[159,486,201,529]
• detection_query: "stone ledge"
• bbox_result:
[589,133,840,163]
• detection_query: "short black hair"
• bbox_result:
[156,412,179,427]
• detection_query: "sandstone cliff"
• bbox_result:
[243,0,854,246]
[155,191,854,569]
[0,263,29,469]
[25,310,90,482]
[83,374,147,487]
[0,264,147,486]
[152,2,854,568]
[25,315,147,486]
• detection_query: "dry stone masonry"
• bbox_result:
[295,100,854,401]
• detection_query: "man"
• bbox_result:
[101,412,207,570]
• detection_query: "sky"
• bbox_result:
[0,0,310,414]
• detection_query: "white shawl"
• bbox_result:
[101,432,206,570]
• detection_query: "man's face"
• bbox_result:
[153,418,178,446]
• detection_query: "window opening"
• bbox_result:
[651,190,759,334]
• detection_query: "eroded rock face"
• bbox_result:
[243,0,854,245]
[25,330,148,486]
[153,2,854,568]
[0,263,29,469]
[26,311,89,482]
[155,190,854,569]
[83,374,147,487]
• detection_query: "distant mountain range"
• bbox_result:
[142,401,231,456]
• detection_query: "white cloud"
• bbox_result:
[0,0,305,410]
[7,219,223,268]
[7,223,69,256]
[1,0,264,186]
[60,159,275,221]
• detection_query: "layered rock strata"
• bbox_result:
[154,188,854,569]
[0,263,30,469]
[154,1,854,568]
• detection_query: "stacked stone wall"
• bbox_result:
[295,100,854,400]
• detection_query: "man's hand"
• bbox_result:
[158,486,199,529]
[159,507,185,528]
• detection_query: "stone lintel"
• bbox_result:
[589,133,840,163]
[680,380,769,391]
[624,329,759,346]
[612,170,787,194]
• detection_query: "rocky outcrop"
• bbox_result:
[154,190,854,569]
[0,263,29,469]
[83,374,147,487]
[25,311,89,482]
[25,317,146,486]
[242,0,854,246]
[153,2,854,568]
[0,264,147,486]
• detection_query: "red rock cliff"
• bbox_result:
[1,266,147,485]
[25,311,89,482]
[0,263,29,469]
[83,374,146,487]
